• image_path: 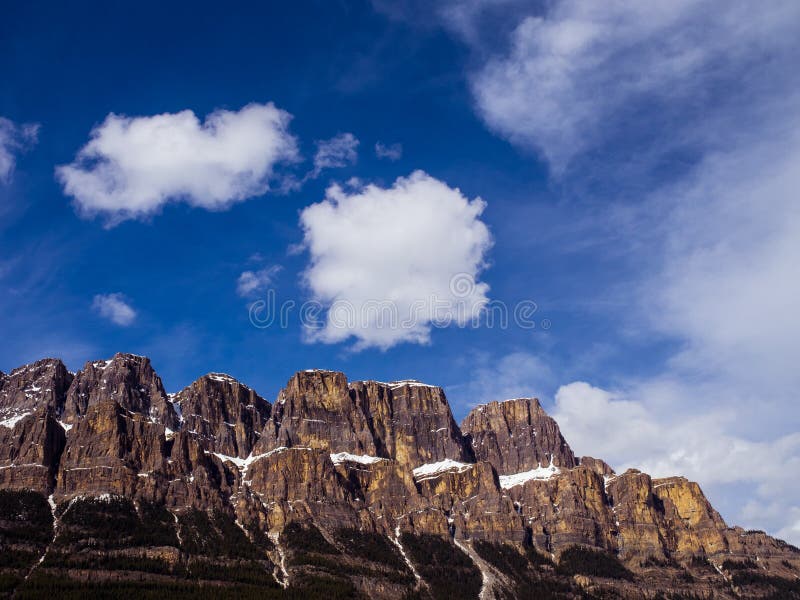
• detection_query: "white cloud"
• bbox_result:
[299,170,492,349]
[433,0,800,543]
[466,0,800,172]
[312,133,359,176]
[237,265,282,297]
[776,513,800,546]
[590,123,800,545]
[553,382,654,462]
[553,381,800,545]
[92,293,137,326]
[0,117,39,182]
[375,141,402,161]
[644,128,800,404]
[56,103,299,224]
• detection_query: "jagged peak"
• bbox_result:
[0,359,74,418]
[578,456,615,477]
[173,372,267,407]
[198,372,252,387]
[113,352,148,360]
[388,379,440,389]
[285,368,348,388]
[7,357,68,376]
[82,353,153,374]
[461,394,576,473]
[63,352,178,429]
[175,373,266,400]
[471,397,543,412]
[73,355,164,392]
[352,378,442,390]
[171,373,241,400]
[284,369,349,392]
[2,353,799,598]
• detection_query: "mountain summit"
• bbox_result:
[0,354,797,598]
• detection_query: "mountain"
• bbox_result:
[0,353,798,599]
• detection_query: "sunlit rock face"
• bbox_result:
[258,371,471,469]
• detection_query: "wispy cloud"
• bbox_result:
[447,351,555,408]
[311,133,359,177]
[426,0,800,542]
[236,265,282,297]
[0,117,39,183]
[92,293,137,326]
[375,141,402,161]
[463,1,800,174]
[552,379,800,545]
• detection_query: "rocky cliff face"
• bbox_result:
[257,372,470,469]
[461,397,576,473]
[0,358,73,419]
[173,372,271,458]
[0,406,64,494]
[0,354,798,600]
[348,378,470,467]
[63,353,178,428]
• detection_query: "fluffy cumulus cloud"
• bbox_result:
[92,293,137,326]
[374,141,402,161]
[299,171,492,349]
[466,0,800,172]
[56,103,299,224]
[236,265,282,297]
[311,133,359,177]
[0,117,39,182]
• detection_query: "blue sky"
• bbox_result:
[2,1,799,543]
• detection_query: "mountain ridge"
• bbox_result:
[0,352,798,599]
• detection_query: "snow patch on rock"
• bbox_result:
[0,412,31,429]
[412,459,473,481]
[330,452,388,466]
[498,462,560,489]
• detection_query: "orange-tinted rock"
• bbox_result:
[579,456,615,477]
[350,379,470,467]
[257,372,470,469]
